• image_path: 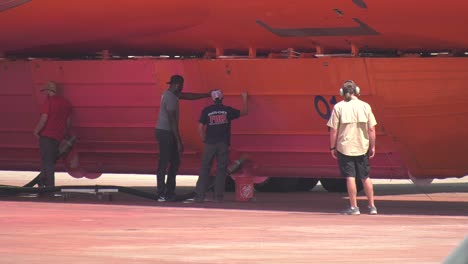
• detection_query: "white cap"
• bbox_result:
[211,90,224,100]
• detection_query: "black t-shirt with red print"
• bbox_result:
[199,104,241,145]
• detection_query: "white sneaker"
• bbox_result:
[368,206,378,215]
[341,207,360,215]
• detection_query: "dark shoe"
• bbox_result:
[164,193,177,202]
[155,192,166,202]
[194,194,205,203]
[38,192,56,198]
[183,198,195,203]
[37,179,45,188]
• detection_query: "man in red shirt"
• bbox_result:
[33,81,72,187]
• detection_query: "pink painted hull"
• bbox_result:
[1,58,467,180]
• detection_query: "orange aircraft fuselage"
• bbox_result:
[0,0,467,183]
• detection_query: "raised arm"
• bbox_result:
[240,92,248,116]
[179,92,210,100]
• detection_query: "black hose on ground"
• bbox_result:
[7,155,249,202]
[0,185,158,201]
[24,136,77,188]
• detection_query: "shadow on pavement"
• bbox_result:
[1,183,467,217]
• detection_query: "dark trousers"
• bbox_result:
[38,136,59,187]
[195,142,229,200]
[155,129,180,196]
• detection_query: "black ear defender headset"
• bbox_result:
[339,80,360,96]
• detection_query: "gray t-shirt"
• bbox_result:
[156,90,179,131]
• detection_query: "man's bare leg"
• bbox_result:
[346,177,358,208]
[361,177,375,207]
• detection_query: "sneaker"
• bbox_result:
[341,207,360,215]
[155,190,166,202]
[368,206,378,215]
[194,194,206,203]
[183,198,196,203]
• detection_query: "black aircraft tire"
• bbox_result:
[319,178,364,193]
[295,178,319,191]
[254,177,299,192]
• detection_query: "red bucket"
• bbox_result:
[235,175,254,202]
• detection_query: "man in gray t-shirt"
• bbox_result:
[155,75,210,201]
[156,90,179,131]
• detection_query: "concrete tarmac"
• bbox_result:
[0,172,467,264]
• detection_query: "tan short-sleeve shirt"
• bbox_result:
[327,98,377,156]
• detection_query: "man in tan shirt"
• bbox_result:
[327,80,377,215]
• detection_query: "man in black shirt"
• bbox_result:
[195,90,248,202]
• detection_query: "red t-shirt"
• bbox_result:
[40,96,72,141]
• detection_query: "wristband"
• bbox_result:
[330,147,336,151]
